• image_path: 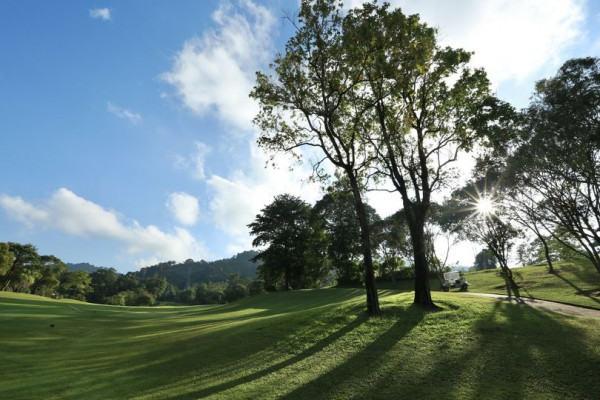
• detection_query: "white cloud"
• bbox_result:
[166,192,200,226]
[161,0,276,131]
[0,194,48,228]
[206,142,322,251]
[0,188,210,266]
[107,102,143,125]
[174,141,211,180]
[89,8,111,21]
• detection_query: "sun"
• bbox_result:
[476,197,495,215]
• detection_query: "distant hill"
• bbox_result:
[136,250,260,289]
[66,262,100,273]
[451,265,473,272]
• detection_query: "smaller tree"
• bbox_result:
[442,189,521,295]
[474,249,497,270]
[371,210,411,282]
[58,270,91,301]
[31,255,67,297]
[249,194,326,291]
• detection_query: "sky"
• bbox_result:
[1,0,599,273]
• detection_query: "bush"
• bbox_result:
[132,290,155,306]
[392,266,415,281]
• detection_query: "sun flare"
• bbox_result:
[476,197,495,215]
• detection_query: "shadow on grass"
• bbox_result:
[357,300,600,399]
[552,272,600,305]
[280,305,426,399]
[169,310,370,399]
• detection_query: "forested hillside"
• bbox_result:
[137,250,259,289]
[66,262,100,273]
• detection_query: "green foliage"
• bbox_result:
[313,186,381,285]
[88,267,119,303]
[0,243,13,277]
[249,194,328,290]
[0,242,72,297]
[473,249,497,270]
[58,270,91,301]
[195,282,226,304]
[136,251,259,290]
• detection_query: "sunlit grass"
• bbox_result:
[465,261,600,310]
[1,288,599,399]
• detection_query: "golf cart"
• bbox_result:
[442,271,469,292]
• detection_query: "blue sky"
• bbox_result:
[1,0,599,273]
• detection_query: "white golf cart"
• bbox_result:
[442,271,470,292]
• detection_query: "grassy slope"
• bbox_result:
[463,262,600,310]
[1,289,599,399]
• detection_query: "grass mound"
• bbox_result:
[1,289,599,399]
[464,262,600,309]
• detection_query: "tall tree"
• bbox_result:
[508,57,600,273]
[343,3,501,307]
[251,0,381,314]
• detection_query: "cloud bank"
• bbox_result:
[0,188,209,267]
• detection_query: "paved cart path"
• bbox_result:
[459,292,600,319]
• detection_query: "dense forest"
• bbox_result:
[136,250,259,289]
[0,243,260,306]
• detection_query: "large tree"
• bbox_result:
[342,3,501,307]
[249,194,326,291]
[251,0,381,314]
[508,57,600,273]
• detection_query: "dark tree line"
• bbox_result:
[0,242,258,306]
[248,186,435,292]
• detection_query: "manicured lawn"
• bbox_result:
[463,262,600,310]
[1,289,599,399]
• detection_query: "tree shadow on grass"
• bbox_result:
[552,272,600,305]
[360,300,600,399]
[168,310,370,400]
[279,305,427,399]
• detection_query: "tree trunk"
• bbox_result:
[539,235,555,273]
[499,259,520,297]
[284,263,290,291]
[348,174,380,316]
[406,209,438,308]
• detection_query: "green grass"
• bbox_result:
[1,289,599,399]
[464,262,600,309]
